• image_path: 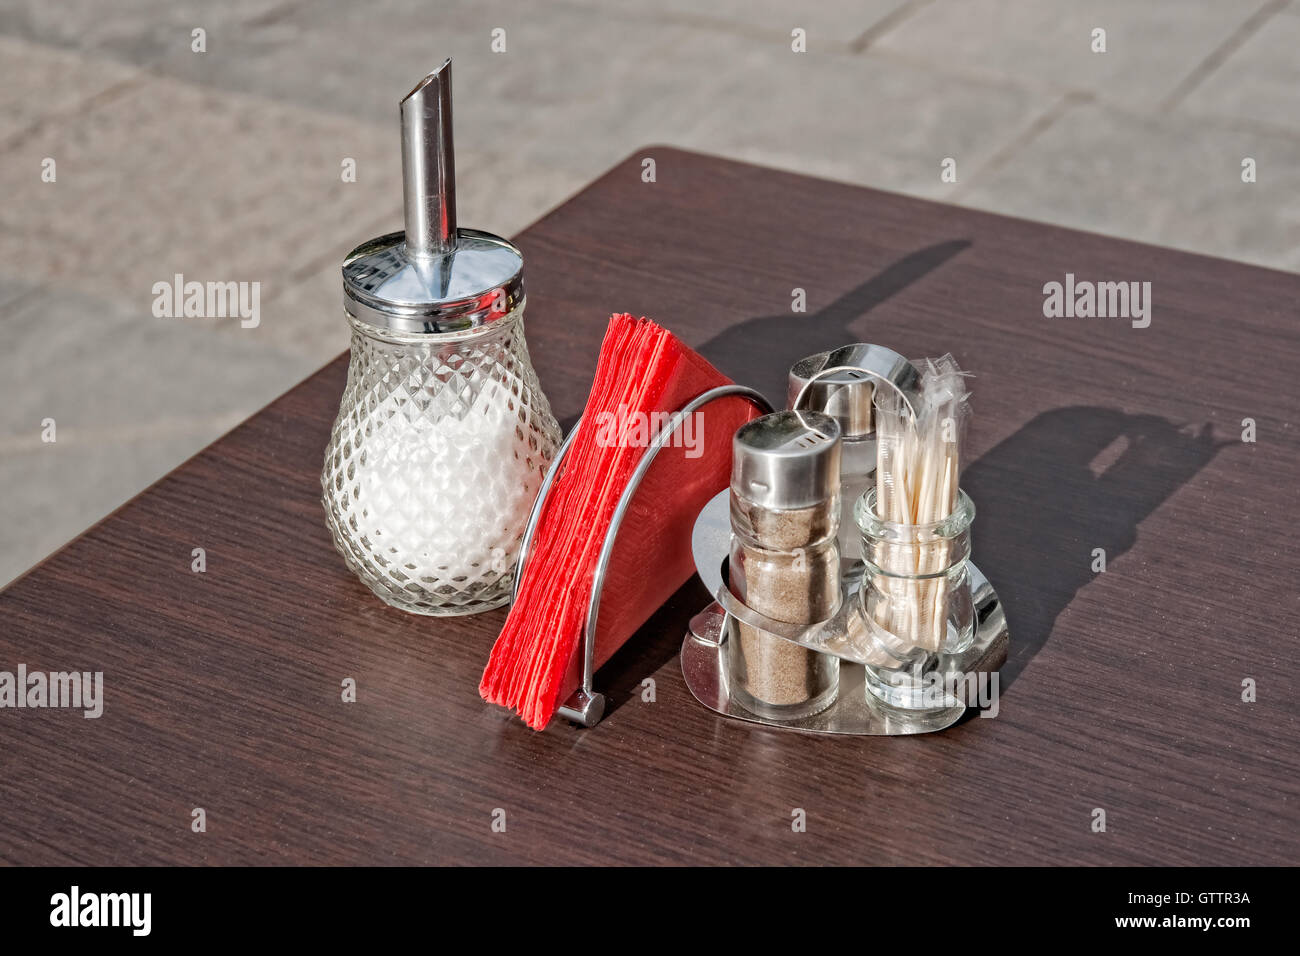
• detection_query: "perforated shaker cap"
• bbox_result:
[731,411,842,511]
[342,59,524,334]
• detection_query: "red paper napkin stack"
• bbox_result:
[480,314,759,729]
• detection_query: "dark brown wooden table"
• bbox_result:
[3,148,1297,865]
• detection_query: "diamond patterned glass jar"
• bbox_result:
[323,303,560,615]
[322,61,562,615]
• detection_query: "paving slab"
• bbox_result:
[0,61,400,312]
[0,275,318,443]
[0,276,324,586]
[653,32,1056,201]
[149,0,690,133]
[0,35,141,142]
[558,0,911,49]
[1178,10,1300,133]
[872,0,1273,111]
[0,0,289,64]
[957,101,1300,273]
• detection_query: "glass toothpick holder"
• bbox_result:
[854,487,976,711]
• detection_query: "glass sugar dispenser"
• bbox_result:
[322,61,561,615]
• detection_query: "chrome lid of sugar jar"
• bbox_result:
[732,411,842,511]
[787,344,919,438]
[342,229,524,333]
[341,59,524,334]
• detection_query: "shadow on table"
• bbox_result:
[696,239,972,403]
[963,407,1229,690]
[558,239,970,436]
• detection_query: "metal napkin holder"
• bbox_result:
[513,384,776,727]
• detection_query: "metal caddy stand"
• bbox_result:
[682,489,1008,736]
[674,349,1008,736]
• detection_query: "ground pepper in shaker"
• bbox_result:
[727,411,842,720]
[321,61,561,615]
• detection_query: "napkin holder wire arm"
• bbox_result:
[512,384,775,727]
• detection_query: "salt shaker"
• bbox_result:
[727,411,842,720]
[787,344,917,587]
[322,61,561,615]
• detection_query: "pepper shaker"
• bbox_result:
[727,411,842,720]
[322,61,561,615]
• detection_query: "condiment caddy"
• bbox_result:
[681,347,1007,736]
[682,514,1006,735]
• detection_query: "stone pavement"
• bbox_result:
[1,0,1295,585]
